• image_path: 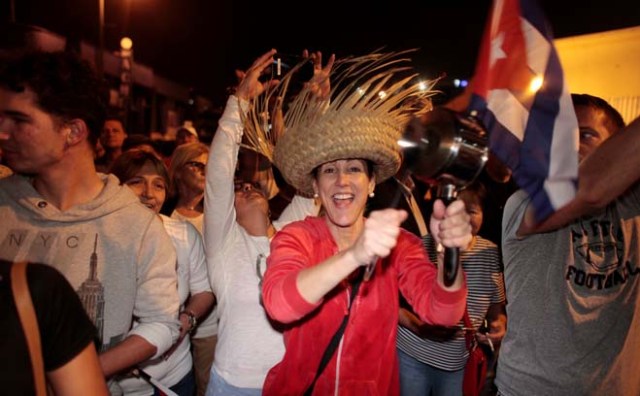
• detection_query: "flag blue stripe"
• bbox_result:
[468,0,578,222]
[470,95,522,173]
[519,0,554,41]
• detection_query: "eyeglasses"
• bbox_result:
[185,161,206,172]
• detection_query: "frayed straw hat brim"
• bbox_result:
[243,50,437,196]
[274,112,401,195]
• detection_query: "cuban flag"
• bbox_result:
[469,0,579,222]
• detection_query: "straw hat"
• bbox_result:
[243,50,436,196]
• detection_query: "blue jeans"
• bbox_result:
[205,368,262,396]
[153,369,195,396]
[398,348,464,396]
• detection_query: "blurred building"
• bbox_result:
[0,23,220,139]
[556,25,640,124]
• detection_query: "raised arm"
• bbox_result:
[519,116,640,235]
[204,49,278,256]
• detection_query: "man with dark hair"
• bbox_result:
[571,93,626,162]
[96,115,128,172]
[0,51,180,391]
[496,94,640,395]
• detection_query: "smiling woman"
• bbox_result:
[110,150,170,213]
[110,150,215,396]
[257,50,473,395]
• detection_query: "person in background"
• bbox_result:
[261,51,472,395]
[167,141,217,395]
[0,51,180,393]
[176,123,200,147]
[203,48,326,396]
[121,134,163,160]
[167,142,209,234]
[95,115,128,172]
[1,260,109,395]
[111,150,215,396]
[476,153,517,248]
[496,94,639,396]
[397,181,506,396]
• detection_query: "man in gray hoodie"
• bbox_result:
[0,51,180,390]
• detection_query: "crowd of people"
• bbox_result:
[0,44,638,396]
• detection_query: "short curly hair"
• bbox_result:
[0,51,107,146]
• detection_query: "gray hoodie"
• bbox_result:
[0,173,180,359]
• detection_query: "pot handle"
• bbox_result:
[437,182,460,287]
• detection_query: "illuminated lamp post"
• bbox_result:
[119,37,133,123]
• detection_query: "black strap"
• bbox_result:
[462,306,475,350]
[303,272,364,396]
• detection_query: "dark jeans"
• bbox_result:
[398,348,464,396]
[154,369,196,396]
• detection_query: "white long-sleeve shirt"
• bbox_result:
[204,96,318,389]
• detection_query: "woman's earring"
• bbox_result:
[313,192,319,199]
[368,191,375,198]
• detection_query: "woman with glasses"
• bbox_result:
[203,48,329,396]
[166,142,220,396]
[168,142,209,235]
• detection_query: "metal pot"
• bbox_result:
[399,107,489,286]
[400,107,489,191]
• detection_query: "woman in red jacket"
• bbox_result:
[259,51,472,395]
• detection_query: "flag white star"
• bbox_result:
[490,32,507,68]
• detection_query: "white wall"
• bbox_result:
[555,26,640,124]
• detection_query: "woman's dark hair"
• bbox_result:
[311,159,375,180]
[109,150,171,194]
[122,134,156,153]
[458,181,487,211]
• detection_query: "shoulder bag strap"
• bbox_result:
[462,306,475,350]
[11,261,47,396]
[303,274,363,396]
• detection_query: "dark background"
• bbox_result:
[2,0,639,106]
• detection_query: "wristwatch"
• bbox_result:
[180,309,197,333]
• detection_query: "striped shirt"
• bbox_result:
[397,235,505,371]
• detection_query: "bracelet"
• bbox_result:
[180,310,197,333]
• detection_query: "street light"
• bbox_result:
[120,37,133,52]
[97,0,133,77]
[119,37,134,129]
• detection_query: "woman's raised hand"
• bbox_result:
[235,48,279,101]
[303,49,335,101]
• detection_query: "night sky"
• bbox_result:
[3,0,640,106]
